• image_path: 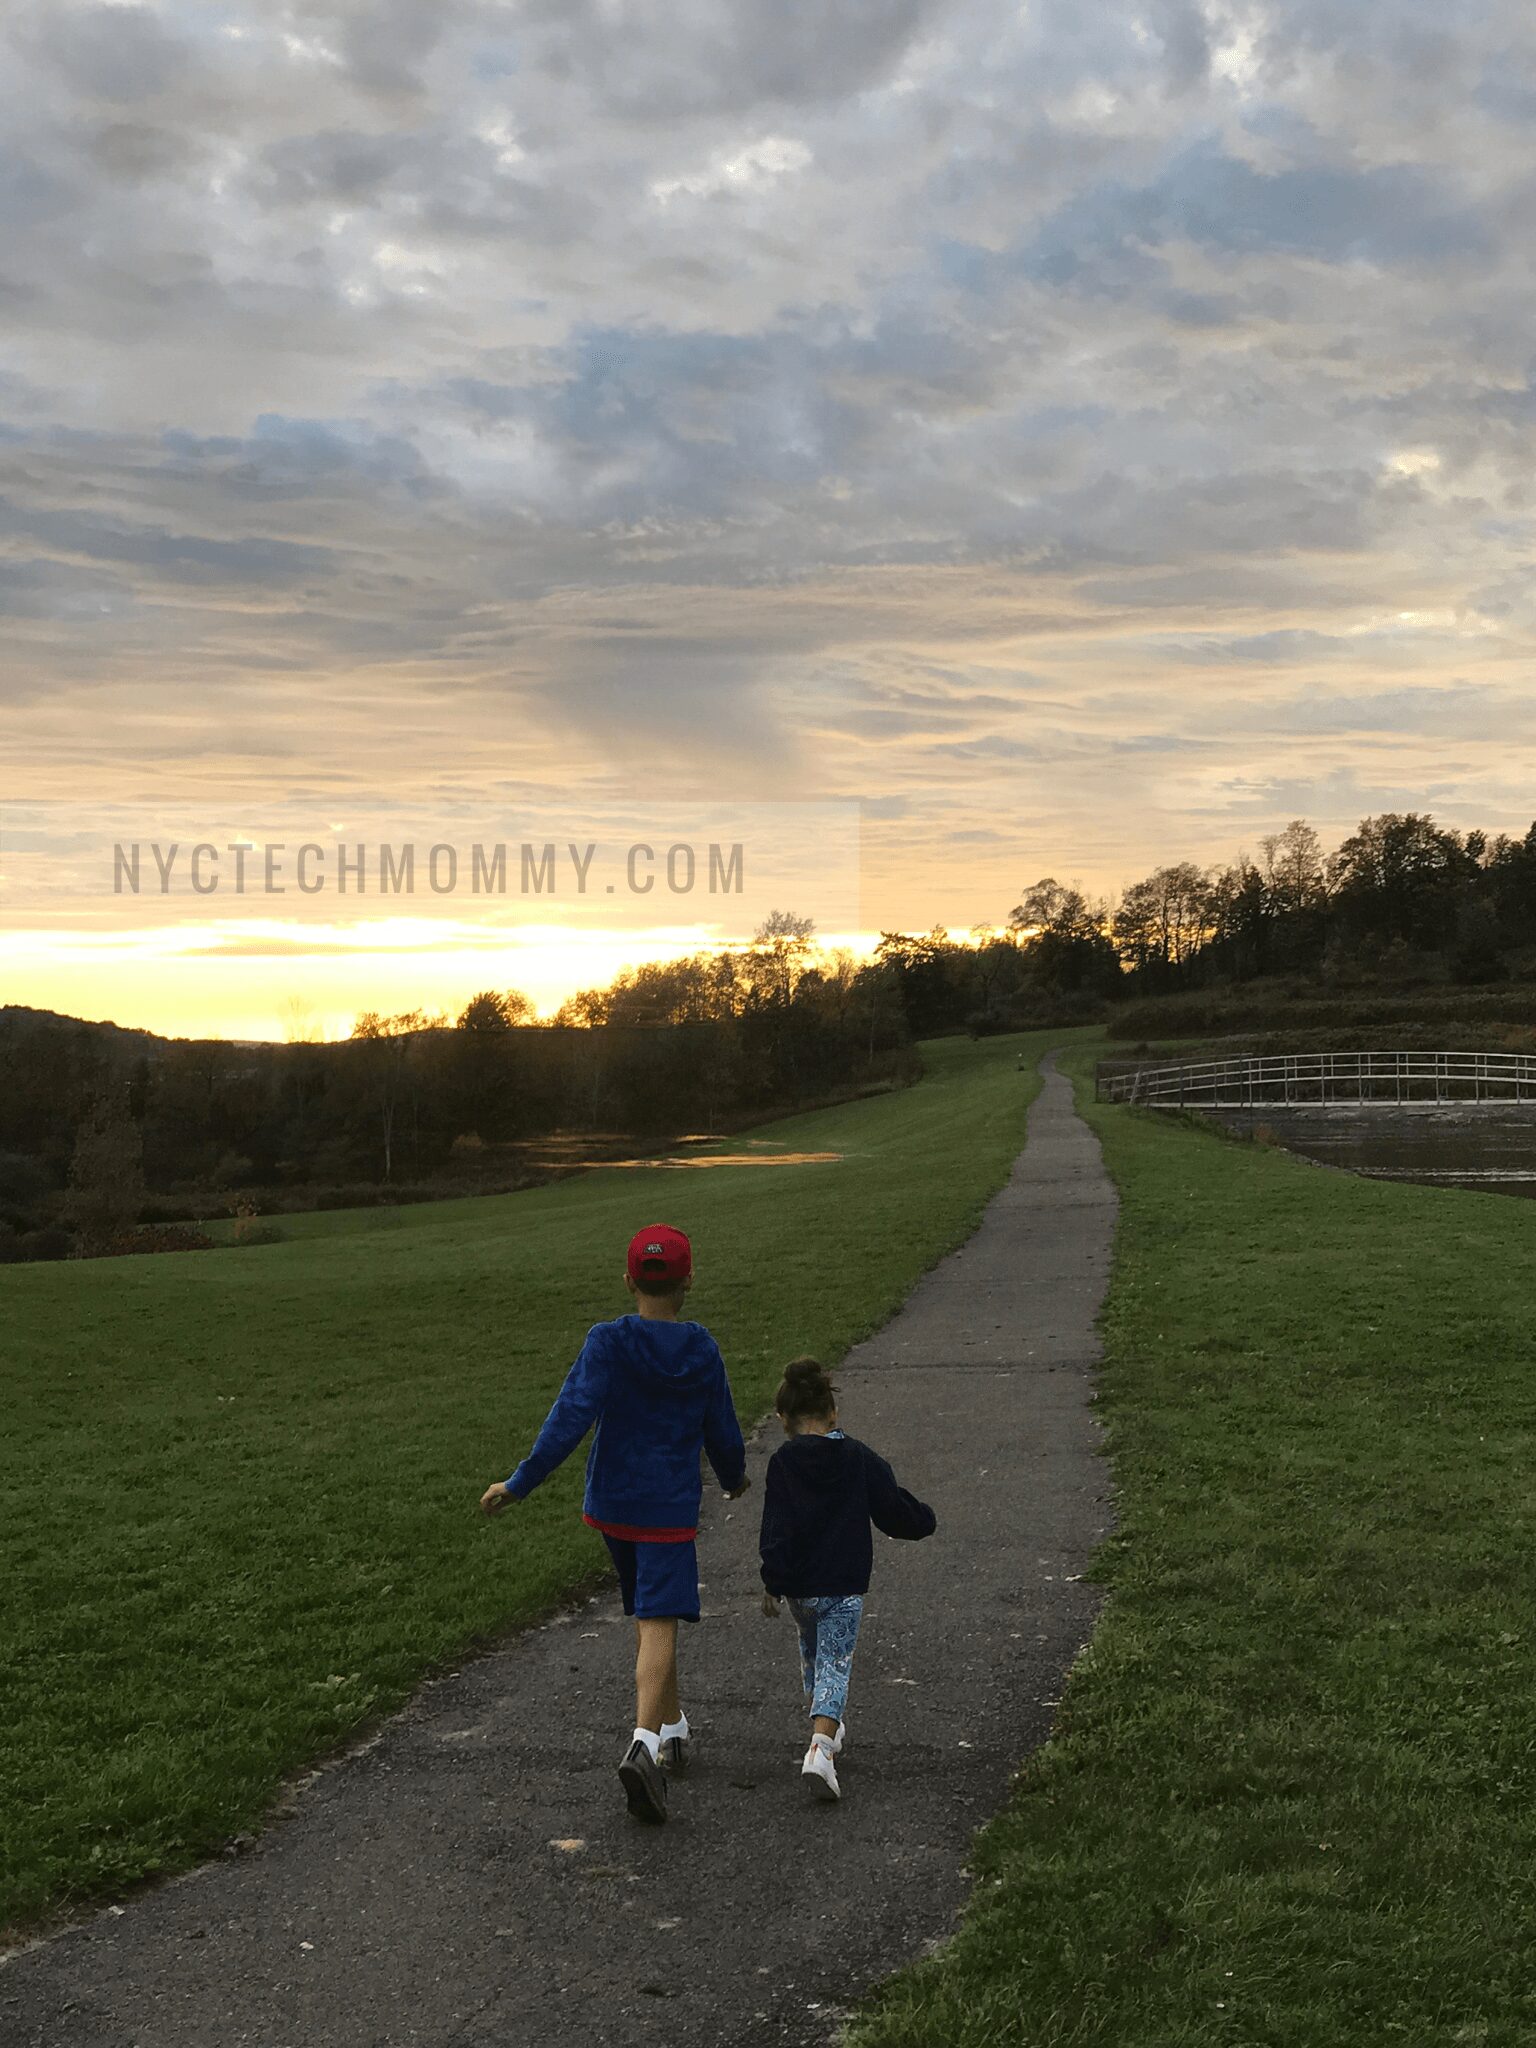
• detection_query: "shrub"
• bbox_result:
[21,1225,74,1262]
[965,1009,1017,1038]
[224,1221,283,1249]
[0,1152,52,1206]
[86,1225,216,1259]
[62,1094,146,1251]
[1452,938,1509,986]
[1109,984,1536,1044]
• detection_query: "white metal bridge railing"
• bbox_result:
[1095,1050,1536,1108]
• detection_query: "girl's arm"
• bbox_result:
[865,1447,937,1541]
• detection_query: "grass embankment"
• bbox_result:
[1110,982,1536,1050]
[1,1032,1056,1935]
[853,1046,1536,2048]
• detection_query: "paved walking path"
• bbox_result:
[3,1054,1117,2048]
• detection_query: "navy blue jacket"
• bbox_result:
[505,1316,746,1531]
[759,1431,936,1597]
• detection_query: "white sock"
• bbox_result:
[632,1725,661,1762]
[659,1714,689,1743]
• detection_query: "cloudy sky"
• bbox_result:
[4,0,1535,1035]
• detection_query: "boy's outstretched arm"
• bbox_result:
[480,1327,611,1515]
[702,1343,749,1498]
[866,1447,937,1542]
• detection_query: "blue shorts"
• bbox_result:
[602,1534,700,1622]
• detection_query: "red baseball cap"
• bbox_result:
[627,1224,692,1286]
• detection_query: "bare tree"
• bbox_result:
[64,1089,146,1251]
[1112,863,1214,970]
[279,995,326,1044]
[969,923,1012,1011]
[1259,819,1327,914]
[818,947,861,1027]
[350,1009,440,1180]
[1008,878,1071,938]
[751,908,817,1002]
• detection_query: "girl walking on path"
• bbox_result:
[758,1358,936,1801]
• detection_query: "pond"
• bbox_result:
[1206,1104,1536,1200]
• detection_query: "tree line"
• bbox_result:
[736,811,1536,1041]
[5,808,1532,1261]
[0,914,923,1259]
[1049,812,1536,993]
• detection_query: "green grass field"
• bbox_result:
[851,1046,1536,2048]
[1,1032,1055,1935]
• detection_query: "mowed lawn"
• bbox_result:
[1,1032,1054,1934]
[852,1048,1536,2048]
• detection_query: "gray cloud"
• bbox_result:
[512,0,946,117]
[1256,682,1510,737]
[21,3,193,104]
[1160,628,1358,663]
[2,0,1536,933]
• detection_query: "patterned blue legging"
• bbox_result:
[787,1594,864,1724]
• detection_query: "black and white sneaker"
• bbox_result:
[618,1740,669,1823]
[659,1731,690,1774]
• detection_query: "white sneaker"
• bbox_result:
[830,1720,845,1756]
[801,1740,841,1802]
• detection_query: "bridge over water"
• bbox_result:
[1095,1050,1536,1110]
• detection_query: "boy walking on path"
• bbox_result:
[759,1358,936,1801]
[481,1224,749,1823]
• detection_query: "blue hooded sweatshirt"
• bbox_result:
[504,1316,747,1532]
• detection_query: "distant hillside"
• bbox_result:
[0,992,916,1259]
[0,1006,268,1054]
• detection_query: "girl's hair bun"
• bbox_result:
[775,1355,837,1420]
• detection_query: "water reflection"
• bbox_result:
[1209,1105,1536,1199]
[515,1133,842,1170]
[593,1151,842,1170]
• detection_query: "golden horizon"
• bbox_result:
[0,921,911,1043]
